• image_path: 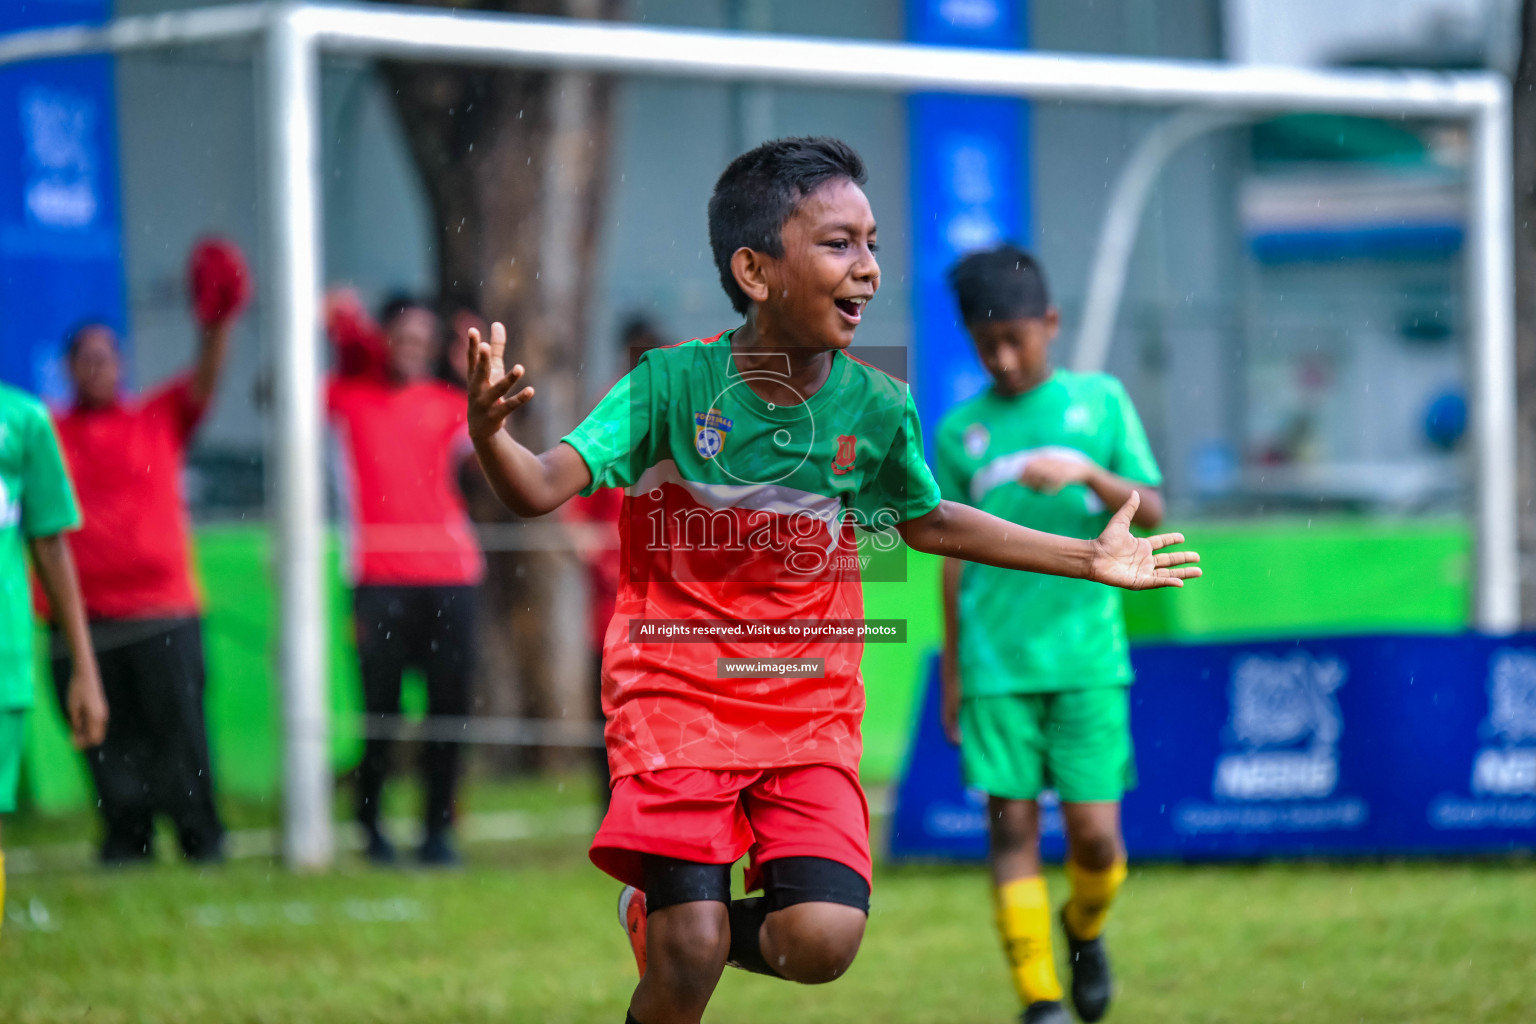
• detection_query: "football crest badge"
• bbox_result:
[832,434,857,476]
[963,423,989,458]
[693,408,733,459]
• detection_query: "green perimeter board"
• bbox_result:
[22,518,1472,809]
[22,526,365,813]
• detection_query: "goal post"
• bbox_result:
[0,1,1516,870]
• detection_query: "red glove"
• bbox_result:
[325,288,390,381]
[188,236,252,329]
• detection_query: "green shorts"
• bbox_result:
[0,710,25,814]
[959,686,1135,803]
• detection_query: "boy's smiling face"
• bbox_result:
[740,178,880,350]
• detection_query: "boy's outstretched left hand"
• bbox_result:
[1089,491,1201,590]
[467,321,536,443]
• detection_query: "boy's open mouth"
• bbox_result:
[835,298,866,323]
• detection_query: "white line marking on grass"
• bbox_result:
[187,897,425,929]
[5,787,891,877]
[5,806,601,876]
[3,897,59,932]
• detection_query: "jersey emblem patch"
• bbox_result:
[693,408,733,459]
[832,434,858,476]
[963,423,989,457]
[0,476,17,531]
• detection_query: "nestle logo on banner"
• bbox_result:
[1471,649,1536,797]
[21,86,99,229]
[924,788,1064,842]
[1213,653,1346,801]
[938,0,1002,31]
[924,786,989,838]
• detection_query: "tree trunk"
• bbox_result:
[1515,1,1536,623]
[379,0,619,769]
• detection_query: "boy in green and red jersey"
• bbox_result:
[1,382,108,934]
[937,245,1166,1024]
[466,138,1199,1024]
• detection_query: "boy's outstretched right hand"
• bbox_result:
[1089,491,1202,591]
[467,321,536,443]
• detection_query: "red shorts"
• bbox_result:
[590,763,872,894]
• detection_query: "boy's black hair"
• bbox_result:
[947,244,1051,324]
[708,136,868,315]
[378,292,433,327]
[62,320,116,360]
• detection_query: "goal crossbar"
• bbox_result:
[0,2,1502,113]
[0,1,1516,870]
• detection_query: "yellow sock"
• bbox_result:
[995,877,1063,1005]
[1064,859,1127,941]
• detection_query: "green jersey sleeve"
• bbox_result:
[932,416,971,506]
[849,390,942,529]
[22,405,79,538]
[562,352,665,496]
[1106,379,1162,487]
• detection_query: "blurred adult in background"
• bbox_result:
[563,316,666,811]
[440,307,487,389]
[325,289,484,867]
[46,238,250,865]
[1,380,108,929]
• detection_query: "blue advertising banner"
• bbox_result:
[907,0,1029,448]
[887,655,1066,862]
[889,636,1536,861]
[0,0,125,400]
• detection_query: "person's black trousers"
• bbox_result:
[51,618,225,863]
[590,650,612,814]
[352,584,477,839]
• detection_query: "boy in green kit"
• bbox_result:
[936,246,1165,1024]
[1,382,107,933]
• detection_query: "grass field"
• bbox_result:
[4,779,1533,1023]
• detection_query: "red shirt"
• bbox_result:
[50,377,205,620]
[562,336,942,781]
[327,377,484,586]
[564,487,623,652]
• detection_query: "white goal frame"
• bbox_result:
[0,1,1516,869]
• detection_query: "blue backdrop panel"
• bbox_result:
[889,636,1536,861]
[0,0,126,400]
[887,655,1065,862]
[907,0,1029,449]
